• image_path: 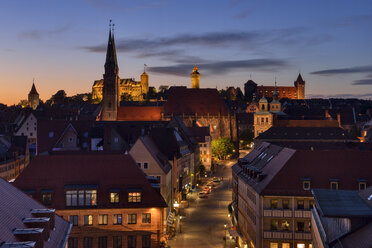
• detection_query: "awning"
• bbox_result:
[228,229,239,238]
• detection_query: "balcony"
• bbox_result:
[263,231,292,239]
[294,210,311,218]
[294,232,312,240]
[263,209,292,218]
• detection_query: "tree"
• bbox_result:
[211,137,234,160]
[48,90,67,105]
[236,87,245,103]
[147,87,157,100]
[17,99,29,108]
[120,93,133,102]
[239,129,254,148]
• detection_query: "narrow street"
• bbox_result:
[167,160,236,248]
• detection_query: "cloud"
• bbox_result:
[148,59,289,76]
[307,93,372,99]
[85,0,168,11]
[310,66,372,76]
[18,24,71,40]
[352,79,372,85]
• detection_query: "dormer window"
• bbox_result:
[128,192,141,203]
[330,180,339,190]
[110,191,120,203]
[302,179,311,191]
[358,180,367,191]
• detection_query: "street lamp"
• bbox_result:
[224,224,227,244]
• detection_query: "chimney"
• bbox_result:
[31,209,55,230]
[23,218,51,241]
[13,228,44,248]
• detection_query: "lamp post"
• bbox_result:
[224,224,227,245]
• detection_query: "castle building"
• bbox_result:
[191,65,200,88]
[92,31,149,103]
[245,74,306,101]
[28,81,39,110]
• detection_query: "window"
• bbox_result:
[69,215,78,226]
[110,192,120,203]
[137,162,141,168]
[84,237,93,248]
[128,235,136,248]
[282,243,290,248]
[30,132,33,137]
[143,162,149,169]
[113,236,122,248]
[114,137,119,143]
[359,182,367,191]
[66,189,97,207]
[281,220,290,231]
[270,220,278,230]
[84,131,88,138]
[270,199,278,209]
[128,192,141,203]
[68,237,78,248]
[68,137,74,143]
[84,215,93,226]
[98,214,108,225]
[266,117,269,123]
[142,213,151,223]
[114,214,122,225]
[282,200,289,209]
[296,221,305,232]
[261,117,264,123]
[297,200,304,210]
[41,192,53,205]
[270,243,278,248]
[128,214,137,224]
[142,235,151,248]
[297,244,305,248]
[98,236,107,248]
[303,180,311,190]
[330,181,338,190]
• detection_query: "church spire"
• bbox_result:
[104,20,118,74]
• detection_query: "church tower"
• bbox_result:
[28,81,39,110]
[294,73,305,99]
[191,65,200,88]
[101,25,119,121]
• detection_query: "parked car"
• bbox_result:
[213,177,221,183]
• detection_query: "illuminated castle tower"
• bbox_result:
[191,65,200,89]
[28,81,39,110]
[141,70,149,97]
[101,24,119,121]
[294,73,305,99]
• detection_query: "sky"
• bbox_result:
[0,0,372,105]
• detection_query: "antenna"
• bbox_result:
[112,23,115,33]
[144,64,147,73]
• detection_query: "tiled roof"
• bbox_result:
[164,88,230,116]
[256,127,354,141]
[188,126,210,143]
[0,177,70,247]
[117,106,163,121]
[275,119,340,127]
[13,153,167,209]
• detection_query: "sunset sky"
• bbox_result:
[0,0,372,105]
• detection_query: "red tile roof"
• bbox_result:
[164,88,230,116]
[14,153,167,209]
[0,177,70,247]
[117,106,163,121]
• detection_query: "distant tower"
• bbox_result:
[294,73,305,99]
[254,97,273,137]
[141,65,149,98]
[191,65,200,89]
[270,81,281,112]
[102,23,120,121]
[28,80,39,110]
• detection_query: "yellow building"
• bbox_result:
[92,71,149,102]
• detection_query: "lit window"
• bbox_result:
[303,181,311,190]
[270,199,278,209]
[142,213,151,223]
[282,243,290,248]
[281,220,290,231]
[66,189,97,207]
[270,243,278,248]
[128,214,137,224]
[270,220,278,230]
[128,192,141,203]
[110,192,120,203]
[98,214,108,225]
[84,215,93,226]
[113,214,122,225]
[297,244,305,248]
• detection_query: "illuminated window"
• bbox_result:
[98,214,108,225]
[76,189,97,206]
[270,220,278,230]
[128,214,137,224]
[282,200,289,209]
[282,243,290,248]
[84,215,93,226]
[297,244,305,248]
[113,214,122,225]
[297,200,304,210]
[128,192,141,203]
[281,220,290,231]
[270,199,278,209]
[142,213,151,223]
[270,243,278,248]
[110,192,120,203]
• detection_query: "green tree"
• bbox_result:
[239,129,254,148]
[49,90,67,105]
[211,137,234,160]
[147,87,157,100]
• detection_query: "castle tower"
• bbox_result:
[254,97,273,137]
[191,65,200,89]
[101,26,120,121]
[28,81,39,110]
[294,73,305,99]
[141,71,149,97]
